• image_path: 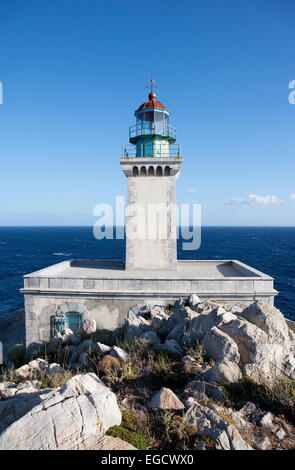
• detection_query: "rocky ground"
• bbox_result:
[0,297,295,450]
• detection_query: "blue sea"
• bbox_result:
[0,227,294,322]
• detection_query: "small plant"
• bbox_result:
[39,369,74,389]
[106,410,148,450]
[184,341,204,364]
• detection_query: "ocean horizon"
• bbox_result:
[0,226,294,323]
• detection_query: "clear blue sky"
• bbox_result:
[0,0,294,226]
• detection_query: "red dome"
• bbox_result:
[136,92,168,112]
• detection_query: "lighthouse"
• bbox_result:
[120,86,183,271]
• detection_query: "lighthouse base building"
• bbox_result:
[21,90,277,348]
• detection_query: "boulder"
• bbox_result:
[0,373,121,450]
[15,358,48,380]
[140,331,160,346]
[202,360,242,384]
[150,305,166,318]
[124,312,149,338]
[149,387,184,410]
[93,435,137,450]
[158,306,198,341]
[259,412,273,427]
[184,401,252,450]
[154,339,184,356]
[188,294,201,310]
[81,319,97,336]
[96,342,111,357]
[150,311,169,331]
[48,363,63,375]
[109,346,129,364]
[202,326,240,364]
[184,380,225,402]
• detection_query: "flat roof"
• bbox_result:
[24,259,273,280]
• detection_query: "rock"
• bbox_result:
[174,297,186,309]
[109,346,129,364]
[0,382,18,400]
[78,352,89,367]
[15,358,48,380]
[81,318,97,336]
[242,301,295,350]
[202,326,240,363]
[124,313,149,338]
[238,402,257,418]
[158,306,198,341]
[150,305,165,318]
[184,380,225,402]
[188,294,201,310]
[98,355,121,373]
[181,355,196,362]
[62,328,74,337]
[149,387,184,410]
[259,412,273,427]
[93,435,137,450]
[79,339,96,352]
[95,342,111,357]
[276,427,286,439]
[184,401,252,450]
[255,435,272,450]
[155,339,184,356]
[128,303,148,317]
[47,363,63,375]
[140,331,160,346]
[202,360,242,384]
[0,373,121,450]
[150,311,169,331]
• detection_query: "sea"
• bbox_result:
[0,227,294,324]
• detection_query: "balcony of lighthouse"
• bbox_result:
[121,142,181,159]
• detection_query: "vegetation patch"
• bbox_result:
[106,410,148,450]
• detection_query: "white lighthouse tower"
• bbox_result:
[120,85,183,271]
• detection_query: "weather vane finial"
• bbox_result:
[146,74,158,94]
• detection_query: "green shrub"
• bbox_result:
[106,410,148,450]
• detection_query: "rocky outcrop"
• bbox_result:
[0,373,121,450]
[149,387,184,410]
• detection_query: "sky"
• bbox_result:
[0,0,294,226]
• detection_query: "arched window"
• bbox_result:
[141,166,147,176]
[54,311,83,334]
[156,166,163,176]
[164,166,170,176]
[148,166,154,176]
[133,166,139,177]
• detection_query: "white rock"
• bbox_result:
[109,346,129,364]
[149,387,184,410]
[81,318,97,336]
[0,373,121,450]
[276,427,286,439]
[124,313,149,338]
[150,305,166,318]
[93,435,137,450]
[95,342,111,357]
[202,360,242,384]
[184,401,252,450]
[259,412,273,427]
[202,326,240,363]
[48,363,63,375]
[188,294,201,309]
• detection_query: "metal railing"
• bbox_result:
[121,143,181,158]
[54,312,83,334]
[129,123,176,140]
